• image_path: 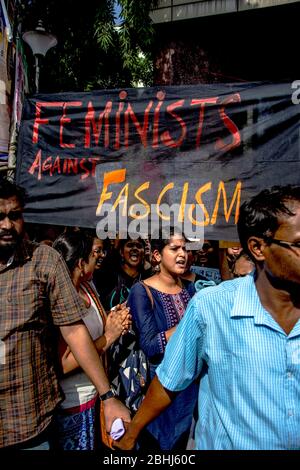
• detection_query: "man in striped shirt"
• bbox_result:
[114,184,300,450]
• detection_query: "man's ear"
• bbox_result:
[247,237,266,262]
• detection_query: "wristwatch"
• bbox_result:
[99,388,116,401]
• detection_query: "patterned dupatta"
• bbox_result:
[81,281,115,449]
[81,281,108,368]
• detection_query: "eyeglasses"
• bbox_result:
[93,248,107,256]
[266,238,300,251]
[0,210,23,221]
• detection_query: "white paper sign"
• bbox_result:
[0,338,5,365]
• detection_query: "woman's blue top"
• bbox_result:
[127,281,198,450]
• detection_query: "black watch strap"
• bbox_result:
[99,389,116,401]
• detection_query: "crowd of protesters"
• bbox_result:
[1,178,300,450]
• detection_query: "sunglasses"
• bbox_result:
[0,210,23,221]
[125,242,144,249]
[199,243,212,251]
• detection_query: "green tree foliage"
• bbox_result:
[17,0,157,92]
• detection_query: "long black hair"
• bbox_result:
[52,231,93,273]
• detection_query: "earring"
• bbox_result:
[154,260,161,272]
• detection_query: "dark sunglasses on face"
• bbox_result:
[0,210,23,221]
[126,242,144,249]
[199,243,211,251]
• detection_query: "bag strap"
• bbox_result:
[109,273,128,309]
[82,281,107,324]
[139,281,154,309]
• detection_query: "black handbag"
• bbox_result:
[109,281,153,413]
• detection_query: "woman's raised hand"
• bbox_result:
[105,304,132,345]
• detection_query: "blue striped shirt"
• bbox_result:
[156,274,300,450]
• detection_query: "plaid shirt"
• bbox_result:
[0,241,86,448]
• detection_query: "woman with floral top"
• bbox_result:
[127,228,198,451]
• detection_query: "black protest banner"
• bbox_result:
[16,82,300,240]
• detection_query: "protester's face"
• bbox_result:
[144,238,151,261]
[197,240,214,266]
[82,249,98,281]
[92,238,106,270]
[121,240,144,269]
[158,235,187,276]
[261,203,300,284]
[110,238,119,250]
[0,196,24,254]
[227,246,242,260]
[233,256,254,277]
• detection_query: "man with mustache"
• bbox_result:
[0,179,130,450]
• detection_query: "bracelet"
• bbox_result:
[99,388,116,401]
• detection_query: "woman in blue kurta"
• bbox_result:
[127,229,198,451]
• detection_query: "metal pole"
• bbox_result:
[34,55,40,93]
